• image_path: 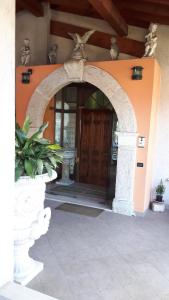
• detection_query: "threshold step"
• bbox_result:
[0,282,59,300]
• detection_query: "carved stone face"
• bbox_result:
[52,44,57,51]
[24,38,30,47]
[79,43,85,49]
[111,37,116,45]
[149,23,157,33]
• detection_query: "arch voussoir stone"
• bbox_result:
[27,64,138,216]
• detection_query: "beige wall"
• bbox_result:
[16,4,51,66]
[16,8,169,204]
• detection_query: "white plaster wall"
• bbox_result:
[0,0,15,286]
[152,25,169,204]
[16,4,51,66]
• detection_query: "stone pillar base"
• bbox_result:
[113,198,135,216]
[112,132,137,216]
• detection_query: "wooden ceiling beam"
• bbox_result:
[50,4,100,19]
[16,0,44,17]
[50,20,145,57]
[137,0,169,6]
[42,0,87,8]
[115,0,169,16]
[123,17,149,29]
[121,9,169,26]
[87,0,128,36]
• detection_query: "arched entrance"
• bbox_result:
[27,65,138,216]
[46,83,118,209]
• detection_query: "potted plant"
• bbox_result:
[155,179,166,202]
[14,117,62,285]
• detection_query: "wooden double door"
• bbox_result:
[78,109,113,187]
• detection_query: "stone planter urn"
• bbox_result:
[14,171,57,285]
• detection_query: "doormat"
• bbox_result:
[55,203,103,217]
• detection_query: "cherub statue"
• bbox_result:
[68,30,95,60]
[143,23,158,57]
[48,44,57,64]
[20,38,31,66]
[110,37,119,60]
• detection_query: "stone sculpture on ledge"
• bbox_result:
[64,29,95,81]
[68,29,95,60]
[110,37,119,60]
[143,23,158,57]
[20,38,31,66]
[48,43,57,64]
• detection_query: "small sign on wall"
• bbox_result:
[138,136,145,148]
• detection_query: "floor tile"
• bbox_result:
[27,200,169,300]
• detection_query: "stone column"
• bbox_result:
[0,0,15,286]
[113,132,138,216]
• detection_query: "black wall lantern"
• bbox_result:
[21,68,33,84]
[131,66,143,80]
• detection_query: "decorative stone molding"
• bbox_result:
[14,172,57,285]
[83,66,137,133]
[64,59,84,82]
[26,64,137,216]
[27,65,137,133]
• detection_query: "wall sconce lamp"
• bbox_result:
[131,66,143,80]
[21,68,33,84]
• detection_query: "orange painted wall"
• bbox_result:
[16,64,61,126]
[16,58,160,213]
[143,61,161,211]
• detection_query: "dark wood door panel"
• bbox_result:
[79,109,112,187]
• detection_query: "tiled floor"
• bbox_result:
[46,182,111,210]
[28,200,169,300]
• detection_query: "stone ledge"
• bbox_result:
[0,282,59,300]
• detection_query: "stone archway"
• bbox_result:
[27,65,138,216]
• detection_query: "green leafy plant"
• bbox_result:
[156,179,166,195]
[15,116,63,181]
